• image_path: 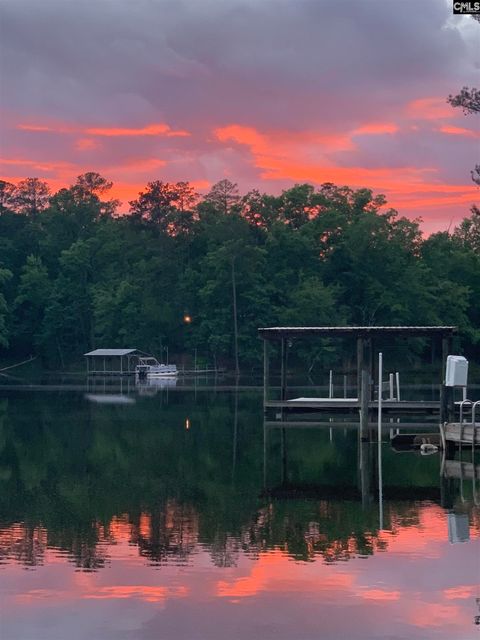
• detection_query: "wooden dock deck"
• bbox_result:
[443,422,480,446]
[264,420,439,430]
[265,398,440,412]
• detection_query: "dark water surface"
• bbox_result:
[0,383,479,640]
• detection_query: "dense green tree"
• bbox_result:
[278,183,323,229]
[240,189,280,231]
[40,239,98,360]
[453,204,480,253]
[13,256,51,353]
[0,268,13,348]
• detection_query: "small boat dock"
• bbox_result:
[259,325,457,419]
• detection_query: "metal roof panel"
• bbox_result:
[84,348,138,356]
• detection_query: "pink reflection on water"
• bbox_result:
[0,503,478,640]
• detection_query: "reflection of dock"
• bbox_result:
[136,375,177,397]
[443,459,480,481]
[85,393,136,405]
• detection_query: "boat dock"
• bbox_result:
[259,325,457,421]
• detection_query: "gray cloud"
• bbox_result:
[0,0,477,227]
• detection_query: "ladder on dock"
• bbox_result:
[441,399,480,450]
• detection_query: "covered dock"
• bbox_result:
[84,348,145,375]
[258,326,457,420]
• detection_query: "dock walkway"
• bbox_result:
[265,398,440,412]
[442,422,480,446]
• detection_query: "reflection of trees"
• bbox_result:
[0,390,462,572]
[47,524,110,571]
[248,500,426,563]
[0,523,46,567]
[130,503,199,565]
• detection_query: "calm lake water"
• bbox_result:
[0,381,479,640]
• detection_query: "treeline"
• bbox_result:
[0,173,479,368]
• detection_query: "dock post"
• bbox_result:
[280,338,287,401]
[263,339,269,405]
[360,369,370,440]
[356,337,363,399]
[378,352,383,444]
[368,338,373,400]
[440,384,446,425]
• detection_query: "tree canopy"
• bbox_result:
[0,173,478,369]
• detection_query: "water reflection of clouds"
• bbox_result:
[0,504,478,640]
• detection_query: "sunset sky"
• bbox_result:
[0,0,478,233]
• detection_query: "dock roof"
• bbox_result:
[258,326,457,340]
[84,348,138,357]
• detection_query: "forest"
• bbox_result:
[0,172,479,370]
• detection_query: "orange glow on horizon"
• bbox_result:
[3,109,476,230]
[215,122,476,218]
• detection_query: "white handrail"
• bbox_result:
[472,400,480,426]
[459,399,473,423]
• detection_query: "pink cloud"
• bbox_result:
[439,125,479,139]
[75,138,100,150]
[17,121,190,138]
[84,123,190,137]
[353,122,399,135]
[406,97,455,120]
